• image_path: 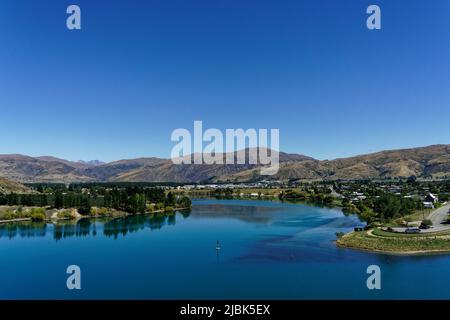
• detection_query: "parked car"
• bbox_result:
[405,227,421,234]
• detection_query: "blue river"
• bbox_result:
[0,199,449,299]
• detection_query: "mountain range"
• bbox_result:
[0,144,448,184]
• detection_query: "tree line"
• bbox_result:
[0,186,191,215]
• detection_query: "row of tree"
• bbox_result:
[0,187,191,216]
[278,189,334,205]
[342,193,424,223]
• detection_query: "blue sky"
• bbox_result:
[0,0,449,162]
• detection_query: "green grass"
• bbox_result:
[402,209,433,222]
[338,230,450,253]
[372,228,450,238]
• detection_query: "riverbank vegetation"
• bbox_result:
[1,207,46,222]
[0,184,192,223]
[278,188,336,205]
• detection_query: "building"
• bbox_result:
[425,193,438,203]
[423,202,434,209]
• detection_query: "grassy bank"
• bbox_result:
[371,228,450,238]
[337,229,450,254]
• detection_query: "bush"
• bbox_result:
[2,209,15,220]
[335,231,345,239]
[421,219,433,227]
[16,206,25,218]
[30,212,46,222]
[29,208,46,222]
[57,209,76,219]
[90,207,109,216]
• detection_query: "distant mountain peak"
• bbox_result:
[77,160,105,166]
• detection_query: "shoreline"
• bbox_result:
[336,239,450,256]
[0,207,191,225]
[0,217,32,224]
[336,229,450,256]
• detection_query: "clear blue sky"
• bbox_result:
[0,0,449,162]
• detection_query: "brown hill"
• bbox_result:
[0,177,32,194]
[0,144,448,183]
[220,144,450,181]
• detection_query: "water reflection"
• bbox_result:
[0,222,47,239]
[0,203,288,241]
[191,204,282,223]
[0,210,191,241]
[54,218,93,241]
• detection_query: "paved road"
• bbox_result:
[428,202,450,227]
[388,203,450,234]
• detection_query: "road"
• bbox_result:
[428,202,450,227]
[388,203,450,234]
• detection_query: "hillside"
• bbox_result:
[0,177,32,194]
[0,144,448,183]
[221,145,450,181]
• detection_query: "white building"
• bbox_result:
[425,193,438,203]
[423,201,434,209]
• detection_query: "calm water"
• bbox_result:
[1,199,449,299]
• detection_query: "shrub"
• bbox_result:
[2,209,15,220]
[16,206,25,218]
[29,208,46,222]
[335,232,345,239]
[30,212,46,222]
[421,219,433,227]
[90,207,109,216]
[58,209,76,219]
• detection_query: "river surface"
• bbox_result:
[1,199,449,299]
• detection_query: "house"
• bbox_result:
[425,193,438,203]
[423,202,434,209]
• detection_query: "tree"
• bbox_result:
[177,196,192,208]
[54,191,64,209]
[78,195,91,215]
[129,193,146,214]
[359,208,376,223]
[373,194,401,221]
[165,192,175,206]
